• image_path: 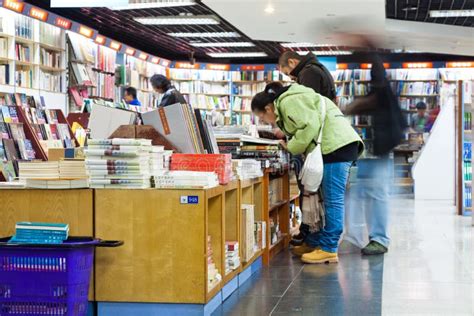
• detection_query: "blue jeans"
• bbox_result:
[357,157,392,247]
[305,161,352,253]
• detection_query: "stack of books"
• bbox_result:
[170,153,233,184]
[59,159,87,179]
[225,241,240,274]
[232,159,263,180]
[149,146,172,177]
[239,136,288,170]
[19,161,60,180]
[207,235,222,291]
[153,171,219,189]
[241,204,256,262]
[85,138,152,189]
[10,222,69,244]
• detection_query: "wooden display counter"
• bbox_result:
[0,189,95,300]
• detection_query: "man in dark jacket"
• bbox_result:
[150,74,187,107]
[279,51,336,101]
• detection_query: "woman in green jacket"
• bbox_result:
[252,83,363,264]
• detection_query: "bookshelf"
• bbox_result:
[115,54,166,111]
[263,168,290,264]
[456,80,473,216]
[0,8,67,117]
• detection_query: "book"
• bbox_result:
[0,160,16,181]
[3,139,19,161]
[240,135,281,145]
[1,106,11,123]
[0,122,10,139]
[8,123,25,141]
[25,178,89,189]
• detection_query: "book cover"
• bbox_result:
[36,109,47,124]
[17,139,28,160]
[0,122,10,139]
[9,123,25,141]
[0,160,16,181]
[9,107,19,123]
[0,142,5,160]
[3,139,19,161]
[1,106,11,123]
[49,124,59,140]
[23,139,35,159]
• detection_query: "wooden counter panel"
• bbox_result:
[94,189,207,303]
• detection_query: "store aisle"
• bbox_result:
[212,198,473,316]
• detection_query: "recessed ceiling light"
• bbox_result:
[326,13,336,17]
[134,15,219,25]
[167,32,240,38]
[207,52,268,58]
[264,5,275,14]
[429,9,474,18]
[190,42,255,47]
[296,50,352,56]
[110,0,196,10]
[281,42,334,48]
[402,6,418,11]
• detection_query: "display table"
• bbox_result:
[0,170,290,315]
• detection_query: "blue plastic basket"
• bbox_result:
[0,237,122,316]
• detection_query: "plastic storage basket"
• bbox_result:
[0,237,122,316]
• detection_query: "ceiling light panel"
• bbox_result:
[296,51,352,56]
[191,42,255,47]
[167,32,240,38]
[134,15,219,25]
[110,0,196,10]
[207,52,268,58]
[281,42,334,48]
[429,10,474,18]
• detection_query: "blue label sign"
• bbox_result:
[187,196,199,204]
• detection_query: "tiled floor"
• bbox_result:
[212,198,473,316]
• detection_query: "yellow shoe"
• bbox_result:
[291,243,318,257]
[301,249,339,264]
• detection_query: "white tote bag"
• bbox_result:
[299,97,326,193]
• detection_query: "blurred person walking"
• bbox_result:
[344,53,406,255]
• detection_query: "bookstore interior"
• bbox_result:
[0,1,472,316]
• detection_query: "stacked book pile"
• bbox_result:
[239,137,289,170]
[213,126,246,158]
[19,161,89,189]
[149,145,172,177]
[225,241,240,274]
[59,159,87,179]
[241,204,256,262]
[10,222,69,244]
[153,171,219,189]
[232,159,263,180]
[19,161,60,180]
[170,153,233,184]
[207,235,222,291]
[85,138,152,189]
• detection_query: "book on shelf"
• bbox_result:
[386,68,439,81]
[39,71,62,92]
[15,43,31,63]
[0,160,17,181]
[391,81,438,95]
[170,153,232,184]
[185,94,229,110]
[94,45,116,74]
[40,48,61,68]
[232,82,266,96]
[40,22,62,48]
[0,64,9,85]
[15,69,33,88]
[67,32,95,64]
[332,69,353,81]
[169,68,229,81]
[14,15,33,40]
[241,204,256,262]
[0,37,8,58]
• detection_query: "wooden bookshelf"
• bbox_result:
[95,188,225,304]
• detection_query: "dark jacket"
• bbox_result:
[346,54,406,156]
[290,53,336,100]
[159,86,187,107]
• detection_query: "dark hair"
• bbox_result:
[278,51,302,67]
[125,86,137,99]
[416,101,427,110]
[251,82,284,112]
[150,74,171,90]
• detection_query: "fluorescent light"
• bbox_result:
[168,32,240,38]
[191,42,255,47]
[207,52,268,58]
[264,5,275,14]
[110,0,195,10]
[430,9,474,18]
[296,51,352,56]
[281,42,334,48]
[134,15,219,25]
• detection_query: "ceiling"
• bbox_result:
[387,0,473,27]
[24,0,473,63]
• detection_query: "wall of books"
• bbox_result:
[0,8,67,113]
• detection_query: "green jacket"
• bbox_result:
[275,84,363,156]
